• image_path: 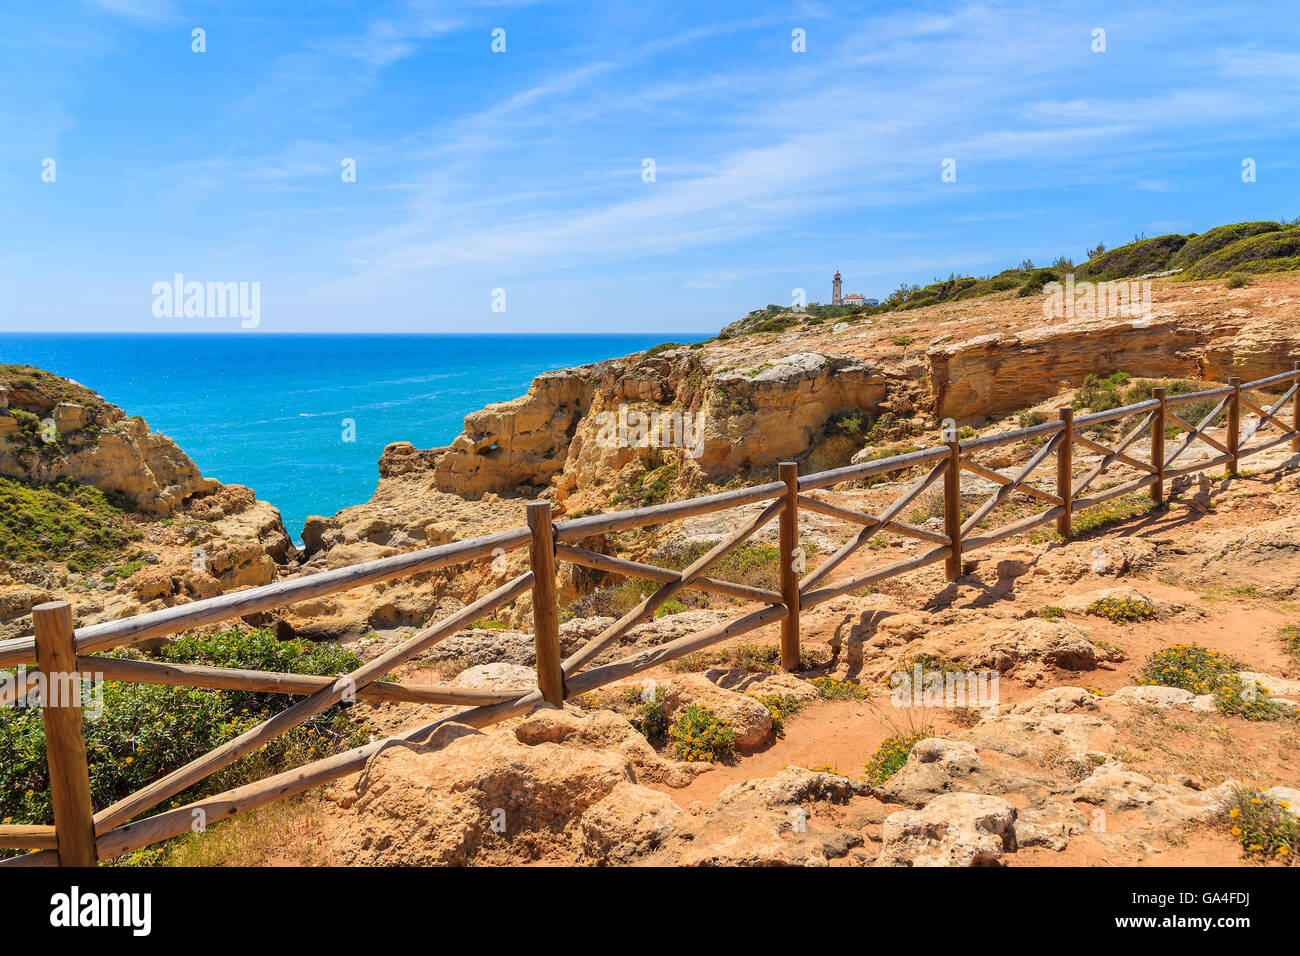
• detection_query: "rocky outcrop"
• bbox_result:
[334,707,869,867]
[877,792,1018,867]
[0,367,297,639]
[927,317,1205,423]
[0,367,221,514]
[434,369,597,498]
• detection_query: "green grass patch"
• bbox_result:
[0,476,143,573]
[1071,493,1157,537]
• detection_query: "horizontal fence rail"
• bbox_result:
[2,361,1298,866]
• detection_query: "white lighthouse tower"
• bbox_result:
[832,271,843,305]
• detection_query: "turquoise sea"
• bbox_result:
[0,334,708,541]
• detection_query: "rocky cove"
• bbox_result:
[3,268,1300,867]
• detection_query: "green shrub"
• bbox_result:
[1184,226,1300,278]
[1213,675,1293,720]
[1038,606,1066,621]
[669,705,735,762]
[865,732,927,784]
[1088,595,1154,624]
[657,540,783,592]
[1222,272,1251,289]
[826,410,867,438]
[1169,221,1283,270]
[1072,371,1131,414]
[654,599,688,619]
[1076,233,1188,281]
[644,342,684,357]
[1221,787,1298,863]
[0,627,365,841]
[750,693,803,734]
[1138,643,1242,695]
[624,461,679,507]
[626,687,668,744]
[1171,394,1229,432]
[0,476,143,573]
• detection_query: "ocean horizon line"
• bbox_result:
[1,330,716,338]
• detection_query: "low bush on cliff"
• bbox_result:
[0,627,366,856]
[1169,221,1284,270]
[1184,227,1300,278]
[614,461,680,508]
[1138,643,1242,696]
[0,365,110,412]
[0,475,143,573]
[658,540,785,592]
[1221,788,1298,863]
[1072,371,1131,413]
[669,705,735,762]
[1076,233,1189,281]
[865,732,928,784]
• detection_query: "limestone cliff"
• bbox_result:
[0,366,297,641]
[0,367,220,514]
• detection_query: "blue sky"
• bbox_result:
[1,0,1298,334]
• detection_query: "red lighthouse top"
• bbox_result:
[834,271,841,279]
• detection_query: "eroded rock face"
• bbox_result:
[0,371,221,515]
[333,710,864,867]
[875,737,1060,809]
[335,719,644,866]
[313,349,885,538]
[434,369,596,498]
[641,768,867,867]
[927,317,1202,423]
[877,792,1018,867]
[692,353,886,475]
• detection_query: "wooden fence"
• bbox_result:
[1,361,1297,866]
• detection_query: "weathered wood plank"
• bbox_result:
[92,571,533,833]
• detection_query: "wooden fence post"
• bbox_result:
[1227,376,1241,475]
[32,601,97,867]
[1292,361,1300,454]
[943,440,963,580]
[777,461,801,672]
[526,503,564,706]
[1056,407,1074,538]
[1151,386,1166,505]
